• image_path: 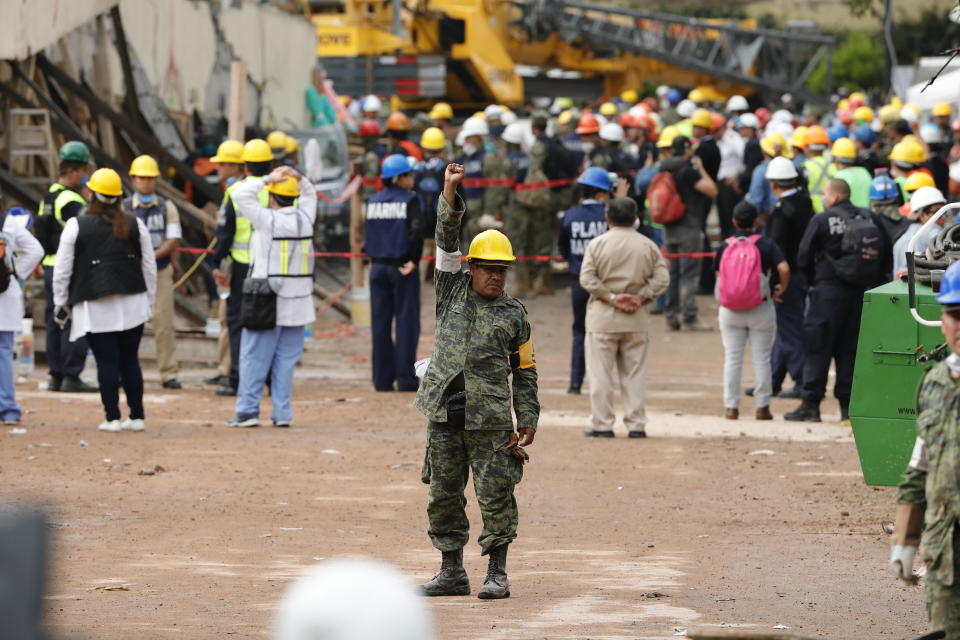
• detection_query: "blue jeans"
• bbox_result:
[236,326,305,422]
[771,273,807,393]
[0,331,20,421]
[369,262,421,391]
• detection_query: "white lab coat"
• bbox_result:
[0,215,43,332]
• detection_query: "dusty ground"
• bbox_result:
[2,281,930,639]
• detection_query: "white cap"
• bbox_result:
[274,558,434,640]
[361,95,382,113]
[501,122,527,145]
[677,99,696,118]
[483,104,504,120]
[655,85,670,97]
[920,122,945,144]
[765,156,799,180]
[599,122,624,142]
[460,116,489,138]
[910,185,947,215]
[726,95,749,112]
[737,113,760,129]
[500,110,517,126]
[771,109,793,124]
[900,106,919,123]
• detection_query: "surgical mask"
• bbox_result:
[462,143,478,156]
[225,176,238,187]
[947,353,960,376]
[581,142,595,153]
[138,193,155,204]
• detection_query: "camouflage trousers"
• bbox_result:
[927,579,960,638]
[507,203,556,277]
[423,422,522,555]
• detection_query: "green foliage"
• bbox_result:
[893,8,959,64]
[807,30,886,93]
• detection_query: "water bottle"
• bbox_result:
[17,317,34,377]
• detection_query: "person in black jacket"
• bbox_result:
[785,178,892,423]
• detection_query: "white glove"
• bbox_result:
[889,545,918,583]
[414,358,431,379]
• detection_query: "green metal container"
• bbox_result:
[850,279,944,486]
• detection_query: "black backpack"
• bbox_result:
[542,136,577,186]
[829,208,884,287]
[0,211,11,294]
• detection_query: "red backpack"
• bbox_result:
[647,171,686,225]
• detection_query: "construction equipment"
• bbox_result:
[310,0,834,109]
[850,203,960,485]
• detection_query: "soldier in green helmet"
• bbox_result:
[34,141,97,393]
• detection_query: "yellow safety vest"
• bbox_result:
[41,184,87,266]
[225,177,269,265]
[804,155,836,213]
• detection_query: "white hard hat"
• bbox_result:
[599,122,624,142]
[460,116,489,138]
[677,99,696,118]
[655,85,670,97]
[726,95,749,112]
[771,109,793,124]
[920,122,945,145]
[501,122,526,145]
[765,156,799,180]
[500,110,517,126]
[737,113,760,129]
[628,105,647,118]
[483,104,504,120]
[910,185,947,215]
[900,106,918,123]
[361,95,382,113]
[274,558,434,640]
[772,121,794,141]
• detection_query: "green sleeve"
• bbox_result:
[482,153,509,216]
[895,466,927,507]
[436,193,465,252]
[510,312,540,431]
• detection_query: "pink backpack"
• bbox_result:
[718,235,764,310]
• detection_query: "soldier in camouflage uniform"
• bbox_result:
[892,260,960,638]
[416,163,540,600]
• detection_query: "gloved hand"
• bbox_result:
[889,544,918,583]
[53,305,70,329]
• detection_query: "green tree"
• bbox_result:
[807,30,885,93]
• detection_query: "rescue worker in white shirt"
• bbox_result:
[227,166,317,428]
[52,168,157,432]
[35,141,97,393]
[121,155,182,389]
[0,207,44,424]
[365,154,424,392]
[207,139,274,397]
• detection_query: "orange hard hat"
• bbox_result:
[386,112,410,131]
[633,113,653,130]
[576,113,600,135]
[838,109,854,125]
[618,113,637,128]
[710,112,726,132]
[805,125,830,147]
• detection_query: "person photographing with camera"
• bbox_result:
[52,168,157,432]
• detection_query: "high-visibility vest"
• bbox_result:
[834,165,873,209]
[226,177,269,264]
[41,184,86,267]
[804,155,836,213]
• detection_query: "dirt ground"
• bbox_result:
[2,280,930,639]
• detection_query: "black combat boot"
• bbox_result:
[421,549,470,596]
[477,544,510,599]
[784,399,821,422]
[839,398,850,422]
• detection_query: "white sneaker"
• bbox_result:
[98,420,122,432]
[121,418,145,432]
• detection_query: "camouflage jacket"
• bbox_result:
[413,194,540,431]
[896,360,960,585]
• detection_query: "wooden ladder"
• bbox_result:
[8,108,56,189]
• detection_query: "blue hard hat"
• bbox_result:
[667,88,682,105]
[381,154,412,179]
[577,166,612,191]
[827,123,848,142]
[853,125,876,146]
[937,261,960,304]
[869,175,899,202]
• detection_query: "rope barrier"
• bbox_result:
[173,247,716,261]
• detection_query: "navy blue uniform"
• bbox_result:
[415,156,446,235]
[558,201,608,389]
[506,150,529,184]
[365,186,425,391]
[562,133,586,172]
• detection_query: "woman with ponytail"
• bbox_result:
[53,168,157,432]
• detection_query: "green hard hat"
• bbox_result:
[59,140,91,164]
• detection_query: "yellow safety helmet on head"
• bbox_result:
[266,176,300,198]
[267,130,287,150]
[211,140,244,164]
[831,137,857,161]
[599,102,618,117]
[242,139,273,163]
[420,127,446,151]
[656,125,680,148]
[790,126,808,151]
[88,168,123,197]
[691,108,713,129]
[904,172,935,192]
[621,89,638,104]
[429,102,453,120]
[760,132,792,158]
[933,102,953,117]
[129,154,160,177]
[852,106,874,122]
[688,88,706,103]
[557,110,573,126]
[467,229,516,263]
[878,104,899,124]
[890,95,904,108]
[285,135,299,154]
[890,139,926,165]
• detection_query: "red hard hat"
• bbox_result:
[838,108,854,125]
[711,112,726,132]
[576,113,600,135]
[642,97,659,112]
[618,113,637,128]
[634,113,653,130]
[755,107,771,127]
[359,119,382,137]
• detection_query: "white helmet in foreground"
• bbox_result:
[726,95,749,112]
[599,122,625,142]
[274,558,434,640]
[765,156,799,180]
[460,116,489,138]
[910,186,947,215]
[676,99,696,118]
[501,122,527,145]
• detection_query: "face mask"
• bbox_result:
[462,143,478,156]
[581,142,595,154]
[138,193,155,204]
[225,176,238,187]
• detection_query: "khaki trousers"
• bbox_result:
[585,331,649,432]
[217,297,230,377]
[153,264,178,382]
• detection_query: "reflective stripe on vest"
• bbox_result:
[226,177,268,264]
[804,156,834,214]
[267,210,314,299]
[42,186,86,266]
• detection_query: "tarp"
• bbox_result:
[0,0,116,60]
[907,67,960,112]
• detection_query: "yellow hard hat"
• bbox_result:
[890,139,926,165]
[691,108,713,129]
[760,132,792,158]
[285,135,299,154]
[933,102,953,117]
[472,111,486,120]
[656,125,680,148]
[87,168,123,197]
[890,95,904,108]
[211,140,244,164]
[467,229,516,263]
[831,137,857,161]
[852,106,874,122]
[599,102,618,117]
[878,104,899,124]
[790,126,808,150]
[621,89,638,104]
[688,88,706,103]
[429,102,453,120]
[267,130,287,149]
[849,91,867,104]
[128,154,160,177]
[266,176,300,198]
[904,171,935,192]
[905,103,922,118]
[837,98,850,112]
[557,110,573,126]
[420,127,446,151]
[242,139,273,163]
